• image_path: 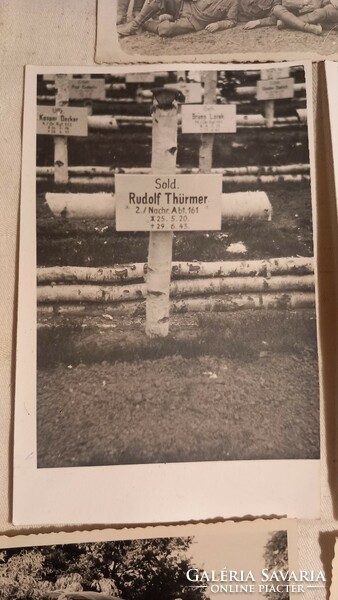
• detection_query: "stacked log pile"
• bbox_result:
[37,257,315,316]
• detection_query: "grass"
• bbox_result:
[37,308,317,368]
[119,22,338,58]
[37,309,320,467]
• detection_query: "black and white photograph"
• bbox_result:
[96,0,338,64]
[0,521,302,600]
[13,63,320,525]
[35,66,319,469]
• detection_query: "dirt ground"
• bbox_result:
[120,22,338,58]
[37,309,319,468]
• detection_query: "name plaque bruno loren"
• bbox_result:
[181,104,237,134]
[115,174,222,232]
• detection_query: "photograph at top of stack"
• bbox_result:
[13,63,320,525]
[96,0,338,63]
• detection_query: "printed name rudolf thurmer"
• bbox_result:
[129,178,208,207]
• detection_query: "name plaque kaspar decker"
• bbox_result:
[36,106,88,136]
[115,174,222,232]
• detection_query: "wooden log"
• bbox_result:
[235,83,305,96]
[36,257,315,285]
[37,291,315,316]
[45,191,272,221]
[37,164,310,177]
[46,81,306,100]
[145,92,178,337]
[37,274,314,303]
[46,192,116,219]
[54,75,69,185]
[38,94,305,107]
[265,99,275,129]
[221,192,272,220]
[87,115,119,130]
[243,67,304,78]
[37,95,140,104]
[237,114,264,127]
[296,108,307,123]
[46,82,128,92]
[86,113,306,130]
[199,71,217,174]
[33,112,307,128]
[220,174,309,185]
[146,226,173,337]
[33,111,307,131]
[37,264,147,285]
[39,173,309,188]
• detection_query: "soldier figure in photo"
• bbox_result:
[117,0,147,25]
[118,0,238,37]
[272,0,323,34]
[295,0,338,27]
[206,0,280,32]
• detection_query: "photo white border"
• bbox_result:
[13,62,321,526]
[0,518,298,548]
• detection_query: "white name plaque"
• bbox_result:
[256,78,294,101]
[126,73,156,83]
[37,106,88,136]
[261,68,290,80]
[115,174,222,231]
[69,79,106,100]
[182,104,236,134]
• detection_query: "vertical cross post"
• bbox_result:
[54,74,69,185]
[145,89,180,338]
[265,99,275,128]
[199,71,217,174]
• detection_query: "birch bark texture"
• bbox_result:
[37,275,315,303]
[54,74,69,185]
[37,293,315,317]
[45,190,272,221]
[146,95,179,337]
[265,99,275,129]
[37,257,314,284]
